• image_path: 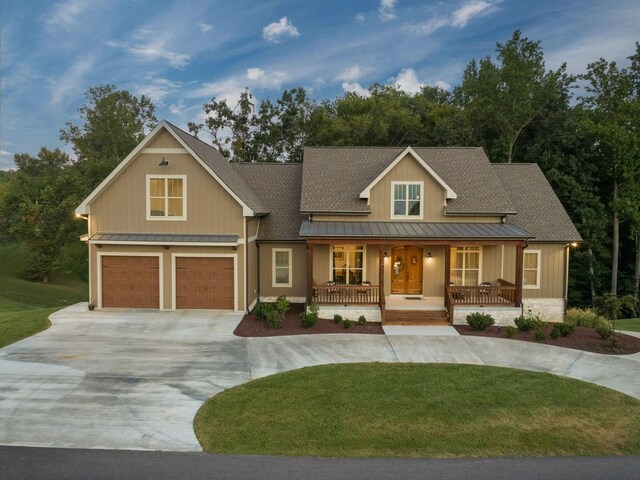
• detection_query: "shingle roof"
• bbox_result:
[164,121,269,215]
[299,221,533,239]
[493,163,582,242]
[90,233,238,243]
[232,163,306,241]
[300,147,515,215]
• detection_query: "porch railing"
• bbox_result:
[447,279,516,306]
[313,284,380,305]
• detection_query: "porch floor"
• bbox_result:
[385,296,446,311]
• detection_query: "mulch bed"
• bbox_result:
[234,303,384,337]
[454,324,640,355]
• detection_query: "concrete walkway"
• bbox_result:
[1,303,639,452]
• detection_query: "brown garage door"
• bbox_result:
[102,256,160,308]
[176,257,234,309]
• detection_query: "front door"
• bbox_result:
[390,246,423,294]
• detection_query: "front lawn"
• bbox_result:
[194,363,640,458]
[617,318,640,333]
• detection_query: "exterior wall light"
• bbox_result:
[427,251,432,260]
[159,157,169,167]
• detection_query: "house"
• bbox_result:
[76,120,581,325]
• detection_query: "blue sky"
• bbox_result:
[1,0,638,169]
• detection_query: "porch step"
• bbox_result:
[383,309,450,326]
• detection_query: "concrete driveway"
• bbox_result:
[1,304,639,452]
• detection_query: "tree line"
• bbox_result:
[0,31,638,310]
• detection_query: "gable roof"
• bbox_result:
[493,163,582,242]
[75,120,268,216]
[232,163,305,241]
[300,147,515,215]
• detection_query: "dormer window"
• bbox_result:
[146,174,187,220]
[391,181,423,219]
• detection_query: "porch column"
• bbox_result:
[444,245,451,292]
[515,243,524,307]
[307,243,314,304]
[379,246,385,315]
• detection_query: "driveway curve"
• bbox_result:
[1,304,639,452]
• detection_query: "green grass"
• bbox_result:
[616,318,640,332]
[0,242,87,347]
[194,363,640,458]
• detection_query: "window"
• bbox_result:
[332,245,364,284]
[450,246,481,286]
[392,182,423,218]
[272,248,292,287]
[523,250,541,289]
[147,175,186,220]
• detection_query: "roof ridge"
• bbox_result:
[232,162,302,166]
[163,120,218,152]
[304,146,481,150]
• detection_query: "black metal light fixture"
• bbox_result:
[159,157,169,167]
[427,251,432,260]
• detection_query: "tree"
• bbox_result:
[2,149,83,282]
[454,30,574,163]
[60,85,157,191]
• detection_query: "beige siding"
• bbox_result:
[146,130,184,149]
[422,245,445,296]
[259,243,307,298]
[89,243,245,311]
[501,243,566,298]
[89,150,244,235]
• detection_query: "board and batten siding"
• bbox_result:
[499,243,566,298]
[246,218,260,308]
[88,142,244,235]
[259,243,307,298]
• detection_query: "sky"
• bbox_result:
[0,0,638,170]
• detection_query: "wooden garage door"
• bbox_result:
[102,256,160,308]
[176,257,234,309]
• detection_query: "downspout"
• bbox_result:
[563,243,570,319]
[243,218,248,313]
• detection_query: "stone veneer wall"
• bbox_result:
[521,298,565,323]
[317,306,382,323]
[453,306,523,326]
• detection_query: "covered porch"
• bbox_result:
[301,221,532,324]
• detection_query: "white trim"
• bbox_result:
[500,244,505,279]
[272,248,293,288]
[248,297,258,313]
[330,244,367,284]
[171,253,239,311]
[523,249,542,289]
[243,218,247,314]
[89,240,238,247]
[142,148,188,154]
[146,174,187,221]
[358,146,457,200]
[97,252,164,310]
[75,121,255,217]
[390,181,424,220]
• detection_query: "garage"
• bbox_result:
[175,256,235,309]
[101,256,160,308]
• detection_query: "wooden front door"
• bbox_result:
[390,246,423,294]
[175,257,235,309]
[102,256,160,308]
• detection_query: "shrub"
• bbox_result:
[343,319,352,329]
[552,323,575,338]
[358,315,366,326]
[274,296,290,317]
[506,325,517,338]
[253,301,269,319]
[299,302,319,329]
[550,328,560,340]
[88,301,95,311]
[333,314,343,324]
[265,307,282,329]
[596,323,614,340]
[565,308,608,328]
[534,330,546,341]
[514,309,544,332]
[466,312,495,331]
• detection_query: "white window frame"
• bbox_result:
[523,250,542,289]
[450,246,483,286]
[272,248,292,288]
[391,181,424,219]
[330,245,366,285]
[146,174,187,221]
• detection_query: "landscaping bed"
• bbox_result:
[234,303,384,337]
[454,323,640,355]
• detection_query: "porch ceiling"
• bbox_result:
[299,221,533,240]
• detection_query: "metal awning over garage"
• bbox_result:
[90,232,240,246]
[299,221,533,240]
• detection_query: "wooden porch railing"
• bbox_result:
[447,282,517,306]
[313,285,380,305]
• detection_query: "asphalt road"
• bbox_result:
[1,446,639,480]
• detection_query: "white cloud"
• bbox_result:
[49,56,94,104]
[198,23,213,33]
[0,150,12,157]
[169,100,188,117]
[433,80,451,90]
[379,0,398,22]
[406,17,448,35]
[107,38,191,69]
[451,0,495,28]
[0,150,14,170]
[355,13,365,22]
[393,68,423,94]
[246,68,288,89]
[338,65,365,82]
[45,0,90,31]
[136,78,181,104]
[262,17,300,43]
[342,82,369,97]
[189,68,290,103]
